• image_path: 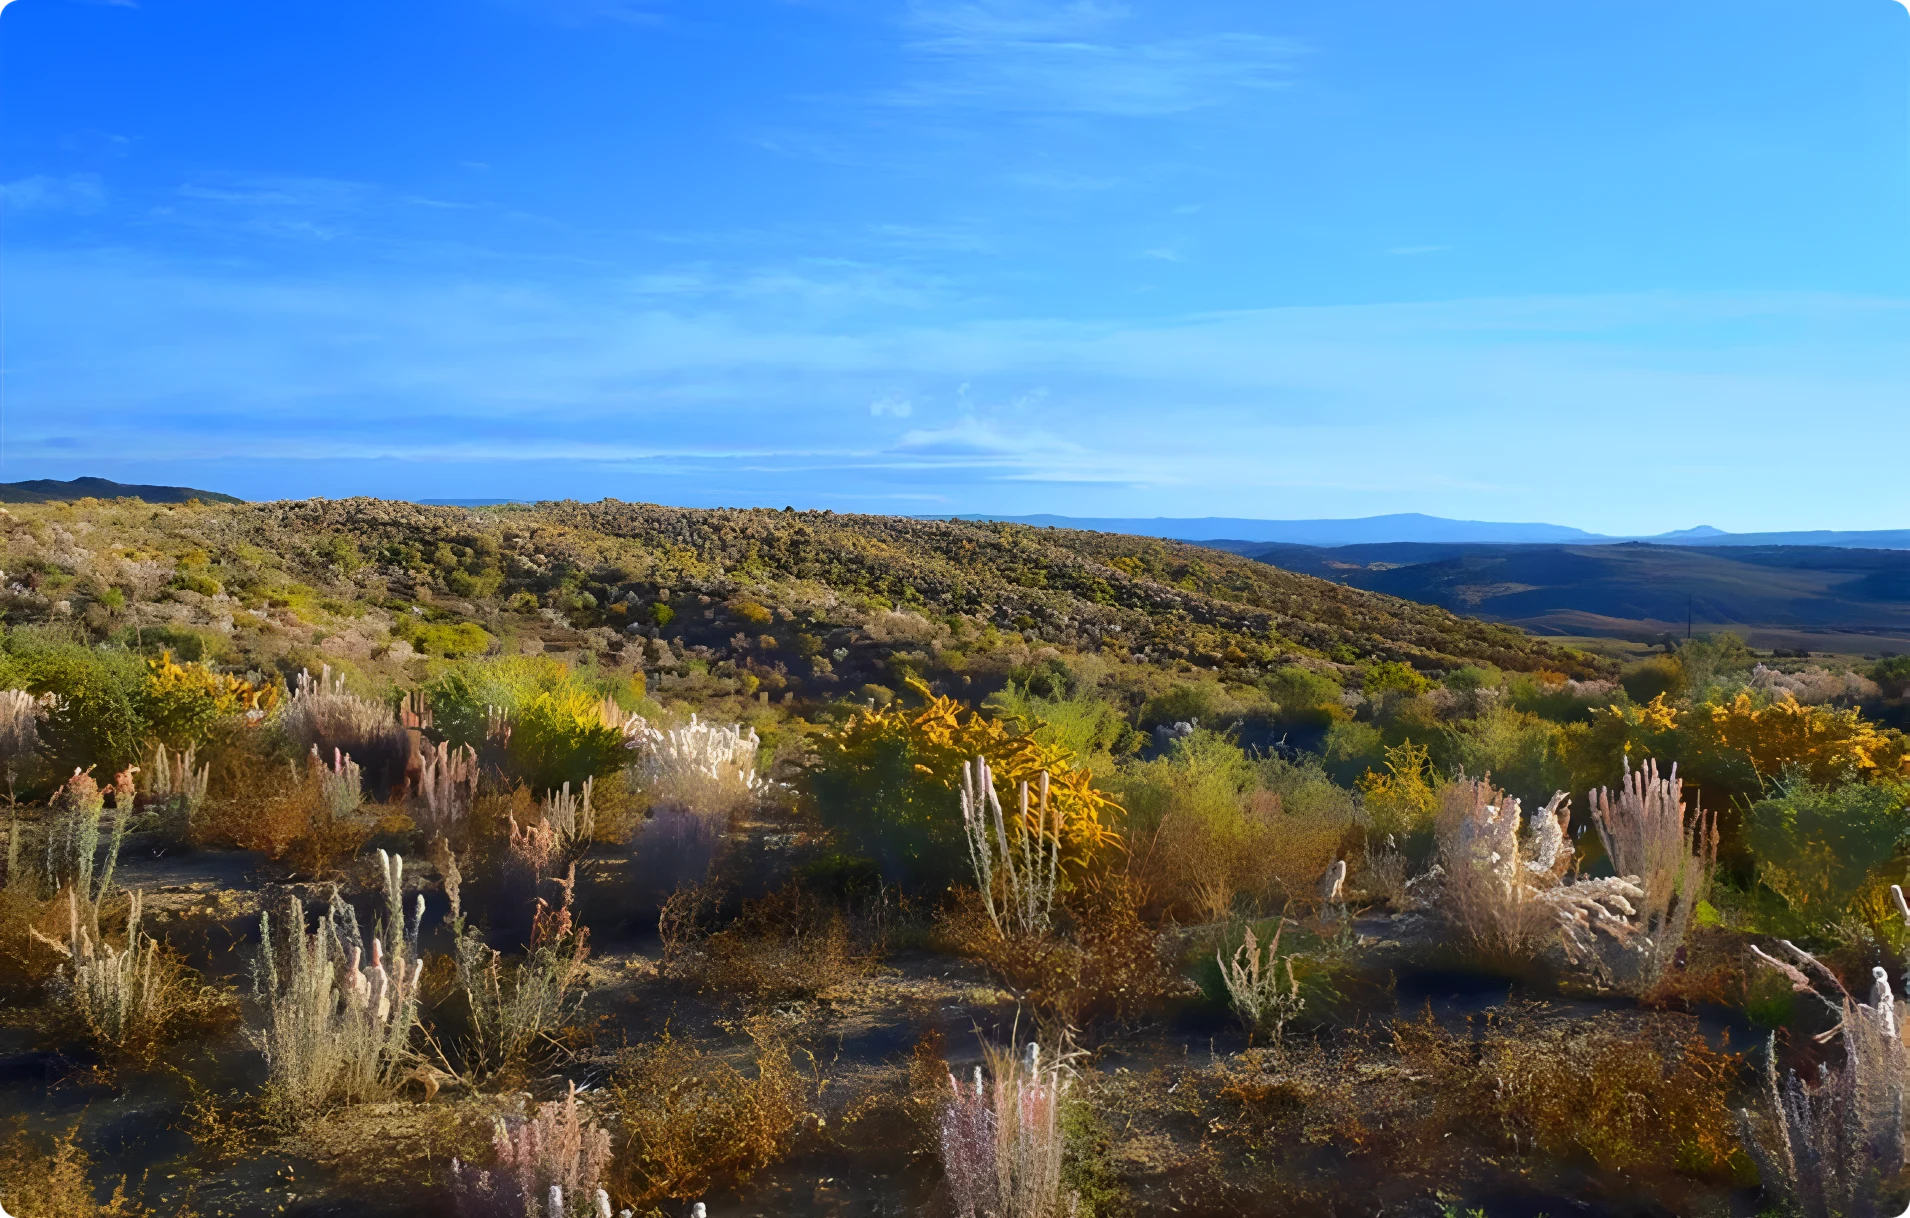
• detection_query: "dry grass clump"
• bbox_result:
[414,738,479,840]
[946,874,1171,1032]
[279,665,411,793]
[1390,1005,1745,1179]
[1432,778,1645,972]
[606,1019,806,1211]
[1742,910,1910,1218]
[0,1118,152,1217]
[625,712,765,820]
[698,881,866,1003]
[453,872,592,1082]
[939,1039,1074,1218]
[31,887,230,1065]
[250,850,424,1112]
[1589,758,1716,991]
[1215,917,1305,1041]
[141,742,209,839]
[451,1080,617,1218]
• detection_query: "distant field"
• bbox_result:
[1211,540,1910,657]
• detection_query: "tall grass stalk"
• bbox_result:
[1435,778,1645,969]
[542,778,595,858]
[960,758,1061,940]
[250,849,424,1110]
[30,887,195,1060]
[1590,758,1716,989]
[624,713,764,819]
[311,745,364,819]
[940,1040,1071,1218]
[1742,887,1910,1218]
[415,739,479,837]
[451,1080,615,1217]
[145,742,211,835]
[1216,918,1305,1040]
[43,769,132,924]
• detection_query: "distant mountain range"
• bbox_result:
[941,513,1910,550]
[0,476,243,505]
[1208,539,1910,655]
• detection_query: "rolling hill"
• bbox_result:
[1213,539,1910,654]
[0,497,1609,686]
[0,476,243,505]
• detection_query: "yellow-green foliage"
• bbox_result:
[430,656,635,790]
[392,616,491,658]
[808,684,1121,890]
[1746,777,1907,924]
[1356,740,1438,844]
[1361,660,1431,698]
[141,650,278,748]
[1568,692,1910,807]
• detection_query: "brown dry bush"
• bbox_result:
[0,881,68,997]
[1391,1005,1748,1179]
[945,873,1173,1031]
[0,1119,154,1217]
[606,1018,807,1212]
[699,882,866,1003]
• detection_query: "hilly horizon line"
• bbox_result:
[6,479,1906,551]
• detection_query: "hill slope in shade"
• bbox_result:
[941,512,1606,546]
[0,476,243,505]
[945,513,1910,550]
[1216,539,1910,652]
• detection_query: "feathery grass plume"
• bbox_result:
[415,739,479,838]
[1434,778,1645,969]
[939,1039,1072,1218]
[143,741,210,836]
[454,870,590,1080]
[0,689,43,801]
[452,1080,614,1218]
[1741,888,1910,1218]
[310,745,364,819]
[249,849,424,1110]
[624,713,764,820]
[280,665,409,793]
[29,887,208,1062]
[43,768,133,924]
[960,758,1061,940]
[1216,918,1305,1040]
[542,778,595,859]
[1590,758,1716,989]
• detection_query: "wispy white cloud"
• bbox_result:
[893,1,1303,116]
[5,244,1906,527]
[1,173,107,215]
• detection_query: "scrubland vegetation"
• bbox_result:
[0,495,1907,1216]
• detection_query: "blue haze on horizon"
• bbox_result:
[1,0,1907,534]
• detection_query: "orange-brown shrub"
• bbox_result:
[945,872,1171,1031]
[606,1018,807,1210]
[1391,1006,1748,1179]
[700,882,865,1003]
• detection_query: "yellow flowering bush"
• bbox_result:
[808,680,1120,889]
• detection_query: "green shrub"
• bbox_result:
[1746,776,1906,924]
[9,638,148,778]
[1361,661,1431,698]
[1261,665,1346,728]
[429,656,630,791]
[1876,655,1910,699]
[393,617,491,658]
[1139,679,1239,731]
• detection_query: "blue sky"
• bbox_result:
[1,0,1906,532]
